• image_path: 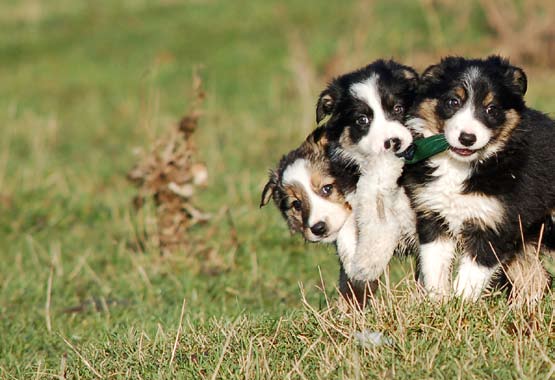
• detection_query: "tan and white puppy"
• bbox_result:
[261,126,377,306]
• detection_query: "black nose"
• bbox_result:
[384,137,402,152]
[458,132,477,147]
[310,221,327,236]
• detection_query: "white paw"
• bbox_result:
[453,275,482,301]
[426,288,450,302]
[419,240,456,300]
[453,256,498,301]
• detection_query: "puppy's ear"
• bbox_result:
[486,55,527,97]
[393,65,419,91]
[307,125,328,148]
[316,88,337,124]
[260,171,277,208]
[421,63,444,84]
[504,65,527,96]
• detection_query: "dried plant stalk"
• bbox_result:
[128,72,209,254]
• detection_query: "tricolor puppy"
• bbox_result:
[404,56,555,302]
[316,59,419,284]
[260,126,377,306]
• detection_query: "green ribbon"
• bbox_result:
[399,134,450,164]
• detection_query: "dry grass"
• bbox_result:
[85,274,552,379]
[1,1,555,378]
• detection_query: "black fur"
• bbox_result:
[316,59,418,146]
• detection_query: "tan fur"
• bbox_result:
[483,110,521,158]
[402,68,417,80]
[482,91,494,106]
[282,185,307,233]
[422,64,442,80]
[417,99,442,134]
[310,171,343,204]
[503,248,552,307]
[454,86,467,102]
[339,128,353,148]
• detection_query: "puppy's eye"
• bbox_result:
[320,184,333,197]
[356,115,370,126]
[446,97,461,109]
[393,104,404,115]
[485,104,498,116]
[291,200,302,211]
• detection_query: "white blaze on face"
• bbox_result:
[281,159,350,242]
[444,103,492,150]
[349,75,413,156]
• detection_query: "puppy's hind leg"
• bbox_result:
[501,247,553,307]
[338,264,378,310]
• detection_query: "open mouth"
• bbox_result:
[450,147,476,157]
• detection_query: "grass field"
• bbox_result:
[1,0,554,378]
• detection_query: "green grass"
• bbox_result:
[0,0,554,378]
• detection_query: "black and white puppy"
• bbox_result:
[316,59,419,284]
[260,126,377,305]
[404,56,555,301]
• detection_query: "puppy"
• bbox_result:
[404,56,555,302]
[316,59,419,284]
[260,126,377,306]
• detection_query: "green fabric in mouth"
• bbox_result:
[401,134,450,164]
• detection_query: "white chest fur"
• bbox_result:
[414,154,505,234]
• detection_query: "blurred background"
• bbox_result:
[1,0,555,375]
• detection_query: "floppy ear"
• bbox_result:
[316,88,337,124]
[504,65,527,96]
[421,63,444,83]
[260,171,277,208]
[307,125,328,148]
[393,65,419,91]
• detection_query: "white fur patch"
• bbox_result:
[453,255,498,301]
[444,103,492,154]
[349,76,413,157]
[282,159,350,242]
[413,154,505,234]
[419,239,456,299]
[406,117,434,138]
[462,67,480,90]
[336,213,357,272]
[344,154,415,281]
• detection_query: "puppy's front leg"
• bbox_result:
[336,212,357,270]
[336,204,379,307]
[453,226,504,301]
[419,238,456,300]
[453,255,499,301]
[347,154,404,282]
